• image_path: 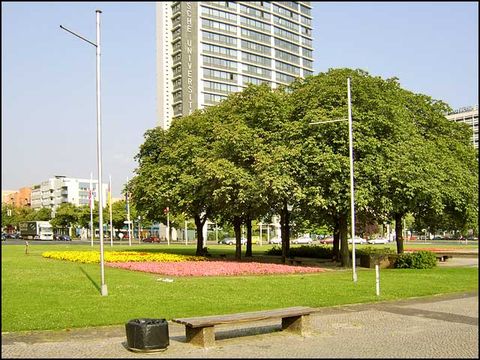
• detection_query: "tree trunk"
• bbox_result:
[194,214,206,256]
[233,216,242,260]
[280,200,291,263]
[332,218,340,261]
[395,213,404,254]
[245,216,253,257]
[339,214,351,267]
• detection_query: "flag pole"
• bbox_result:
[109,174,113,247]
[90,172,94,247]
[126,176,132,246]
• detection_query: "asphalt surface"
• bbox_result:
[2,257,478,358]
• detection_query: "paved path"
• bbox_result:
[2,291,478,358]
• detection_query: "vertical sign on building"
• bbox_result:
[181,2,198,115]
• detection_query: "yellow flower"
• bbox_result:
[42,251,205,264]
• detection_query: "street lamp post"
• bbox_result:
[60,10,107,296]
[310,77,357,283]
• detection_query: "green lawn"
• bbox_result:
[1,243,477,332]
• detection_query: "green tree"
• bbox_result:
[50,203,78,234]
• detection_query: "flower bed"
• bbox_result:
[107,260,328,277]
[42,251,205,264]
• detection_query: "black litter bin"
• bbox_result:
[125,318,169,352]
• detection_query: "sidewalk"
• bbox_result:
[2,291,478,358]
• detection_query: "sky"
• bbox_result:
[2,1,478,197]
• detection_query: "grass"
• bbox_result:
[1,243,477,333]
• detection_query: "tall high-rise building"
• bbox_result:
[446,105,478,149]
[156,1,314,129]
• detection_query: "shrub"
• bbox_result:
[355,247,394,257]
[394,251,437,269]
[288,245,333,259]
[264,245,333,259]
[264,246,282,256]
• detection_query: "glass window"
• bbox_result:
[276,60,300,75]
[201,6,237,22]
[202,19,237,34]
[275,37,299,53]
[240,16,271,32]
[275,49,300,64]
[274,26,299,42]
[202,43,237,58]
[242,51,272,67]
[203,55,238,69]
[242,63,272,78]
[202,31,237,46]
[241,28,271,44]
[241,39,271,55]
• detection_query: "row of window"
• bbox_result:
[203,43,238,58]
[201,6,237,22]
[275,49,300,65]
[202,18,237,34]
[204,80,239,93]
[204,68,237,81]
[241,39,271,55]
[276,60,300,75]
[202,30,237,46]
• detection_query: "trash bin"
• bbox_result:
[125,318,169,352]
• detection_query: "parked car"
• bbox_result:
[268,237,282,245]
[348,236,367,244]
[219,237,247,245]
[320,236,334,244]
[367,237,390,245]
[292,235,313,245]
[58,235,72,241]
[142,236,160,243]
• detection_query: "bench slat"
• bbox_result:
[173,306,314,328]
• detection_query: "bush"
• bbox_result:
[355,247,394,257]
[394,251,437,269]
[265,246,282,256]
[289,245,333,259]
[264,245,333,259]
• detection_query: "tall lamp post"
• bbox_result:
[60,10,107,296]
[310,77,357,283]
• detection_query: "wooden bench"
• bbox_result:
[172,306,315,347]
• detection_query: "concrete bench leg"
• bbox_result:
[185,325,215,347]
[282,314,312,336]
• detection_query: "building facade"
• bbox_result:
[445,105,478,149]
[30,175,108,216]
[2,188,31,207]
[156,1,314,129]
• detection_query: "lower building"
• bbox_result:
[30,175,108,217]
[445,105,478,149]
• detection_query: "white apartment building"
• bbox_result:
[30,175,108,216]
[446,105,479,149]
[156,1,314,129]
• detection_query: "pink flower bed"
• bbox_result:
[106,260,328,277]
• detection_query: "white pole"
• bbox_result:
[166,211,170,245]
[347,77,357,283]
[267,224,270,243]
[126,176,132,246]
[109,174,113,247]
[95,10,107,296]
[90,172,94,247]
[185,219,188,245]
[215,223,218,243]
[375,264,380,296]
